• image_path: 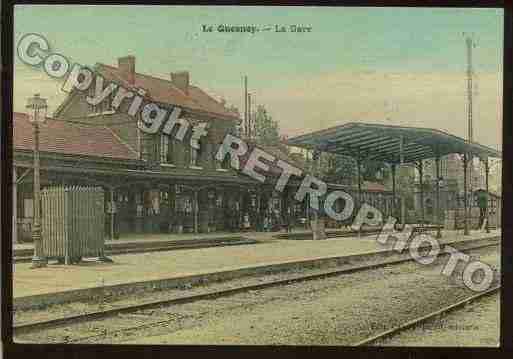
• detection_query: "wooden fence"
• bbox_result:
[41,186,105,263]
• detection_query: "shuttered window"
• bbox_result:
[160,134,173,164]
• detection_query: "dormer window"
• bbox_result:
[189,132,204,169]
[88,86,115,115]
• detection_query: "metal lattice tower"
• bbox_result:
[466,36,474,143]
[465,34,476,221]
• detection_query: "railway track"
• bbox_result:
[14,239,499,342]
[353,285,501,346]
[273,225,445,240]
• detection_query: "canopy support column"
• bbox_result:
[435,157,442,239]
[97,185,115,262]
[391,164,397,227]
[485,157,490,233]
[399,135,405,229]
[281,187,288,231]
[305,193,310,226]
[418,160,424,228]
[109,187,116,241]
[463,153,469,236]
[13,166,17,244]
[356,156,362,238]
[256,189,261,232]
[311,150,326,240]
[194,189,199,234]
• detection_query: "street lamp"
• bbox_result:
[27,94,48,269]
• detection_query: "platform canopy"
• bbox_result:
[286,122,501,164]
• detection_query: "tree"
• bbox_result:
[322,154,357,185]
[253,105,281,146]
[297,150,389,186]
[362,160,389,184]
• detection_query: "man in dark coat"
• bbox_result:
[476,190,488,228]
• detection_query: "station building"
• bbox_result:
[13,56,394,242]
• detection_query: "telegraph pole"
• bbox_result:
[465,35,475,231]
[244,75,248,138]
[248,93,252,139]
[466,36,474,143]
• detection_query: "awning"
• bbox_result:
[286,122,501,164]
[14,161,259,187]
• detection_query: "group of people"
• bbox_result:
[261,210,293,233]
[239,209,296,233]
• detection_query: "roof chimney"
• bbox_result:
[171,71,189,95]
[118,56,135,85]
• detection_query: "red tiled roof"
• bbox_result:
[13,112,139,160]
[96,64,240,122]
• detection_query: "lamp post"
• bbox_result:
[27,94,48,269]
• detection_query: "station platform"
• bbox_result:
[12,227,372,253]
[12,229,500,308]
[13,232,258,260]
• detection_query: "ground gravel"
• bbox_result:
[374,292,499,347]
[15,246,499,346]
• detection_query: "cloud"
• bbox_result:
[14,64,502,151]
[220,70,502,150]
[14,64,67,116]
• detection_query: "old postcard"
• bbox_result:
[10,5,502,346]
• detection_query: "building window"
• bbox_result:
[88,86,98,114]
[88,83,115,115]
[216,193,223,208]
[160,134,173,164]
[100,92,114,113]
[190,147,198,167]
[141,134,154,162]
[190,139,203,168]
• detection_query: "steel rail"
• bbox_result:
[353,285,500,346]
[14,240,499,340]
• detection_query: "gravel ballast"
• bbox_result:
[14,246,500,346]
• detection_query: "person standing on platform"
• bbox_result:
[477,190,488,228]
[243,212,250,231]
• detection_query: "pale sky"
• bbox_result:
[13,5,503,150]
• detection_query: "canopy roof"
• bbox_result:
[286,122,501,164]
